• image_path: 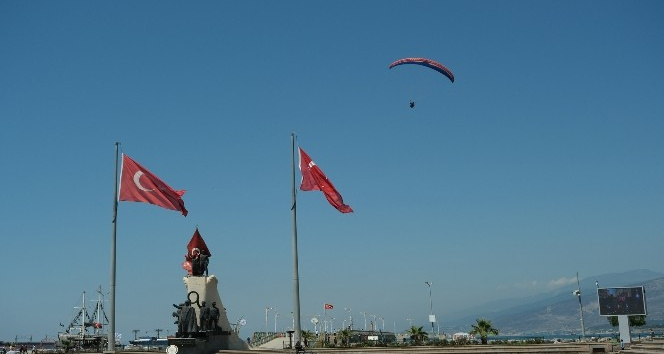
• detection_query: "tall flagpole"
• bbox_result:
[107,142,119,352]
[291,133,302,346]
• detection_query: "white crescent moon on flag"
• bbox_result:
[133,171,154,192]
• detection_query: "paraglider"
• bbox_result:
[388,57,455,83]
[389,57,454,109]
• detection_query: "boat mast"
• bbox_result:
[95,287,103,335]
[82,291,87,339]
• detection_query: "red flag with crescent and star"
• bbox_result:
[119,154,188,216]
[186,228,211,259]
[298,147,353,213]
[182,228,211,274]
[324,303,333,310]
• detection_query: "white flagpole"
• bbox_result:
[291,133,302,345]
[107,142,119,352]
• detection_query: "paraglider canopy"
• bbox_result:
[389,57,455,83]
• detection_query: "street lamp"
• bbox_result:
[344,307,352,330]
[274,310,279,332]
[406,318,413,328]
[425,281,435,336]
[572,272,586,340]
[265,307,273,333]
[360,311,367,330]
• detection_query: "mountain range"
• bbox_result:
[441,269,664,335]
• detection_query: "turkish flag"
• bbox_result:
[186,228,211,259]
[324,303,333,310]
[299,147,353,213]
[183,228,211,275]
[119,154,188,216]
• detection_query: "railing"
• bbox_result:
[251,332,284,347]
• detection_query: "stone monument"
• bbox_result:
[168,228,249,353]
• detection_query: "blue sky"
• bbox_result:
[1,0,663,342]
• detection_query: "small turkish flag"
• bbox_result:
[324,303,333,310]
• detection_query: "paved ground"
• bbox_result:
[255,336,289,350]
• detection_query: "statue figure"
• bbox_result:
[199,301,211,331]
[182,229,212,277]
[172,303,184,337]
[210,302,221,331]
[190,250,209,276]
[200,253,209,276]
[179,300,199,337]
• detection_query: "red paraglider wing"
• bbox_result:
[388,57,455,83]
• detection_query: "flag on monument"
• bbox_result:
[119,154,188,216]
[182,228,211,275]
[298,147,353,213]
[186,228,211,258]
[324,303,333,310]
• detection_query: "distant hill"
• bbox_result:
[442,269,664,335]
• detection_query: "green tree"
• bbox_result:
[469,318,499,345]
[299,330,316,346]
[608,315,646,327]
[337,329,352,347]
[406,326,429,345]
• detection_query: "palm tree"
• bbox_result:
[337,329,352,347]
[406,325,428,345]
[469,318,499,344]
[300,330,316,347]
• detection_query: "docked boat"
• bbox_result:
[57,287,109,351]
[127,337,168,351]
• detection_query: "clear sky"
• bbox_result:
[1,0,663,342]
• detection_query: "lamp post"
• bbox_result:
[344,307,352,330]
[274,310,279,332]
[310,315,319,333]
[573,272,586,340]
[265,307,273,334]
[425,281,435,336]
[360,311,367,330]
[406,318,413,328]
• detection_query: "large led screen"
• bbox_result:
[597,287,647,316]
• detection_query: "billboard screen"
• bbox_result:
[597,287,647,316]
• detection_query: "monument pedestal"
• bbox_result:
[168,275,248,353]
